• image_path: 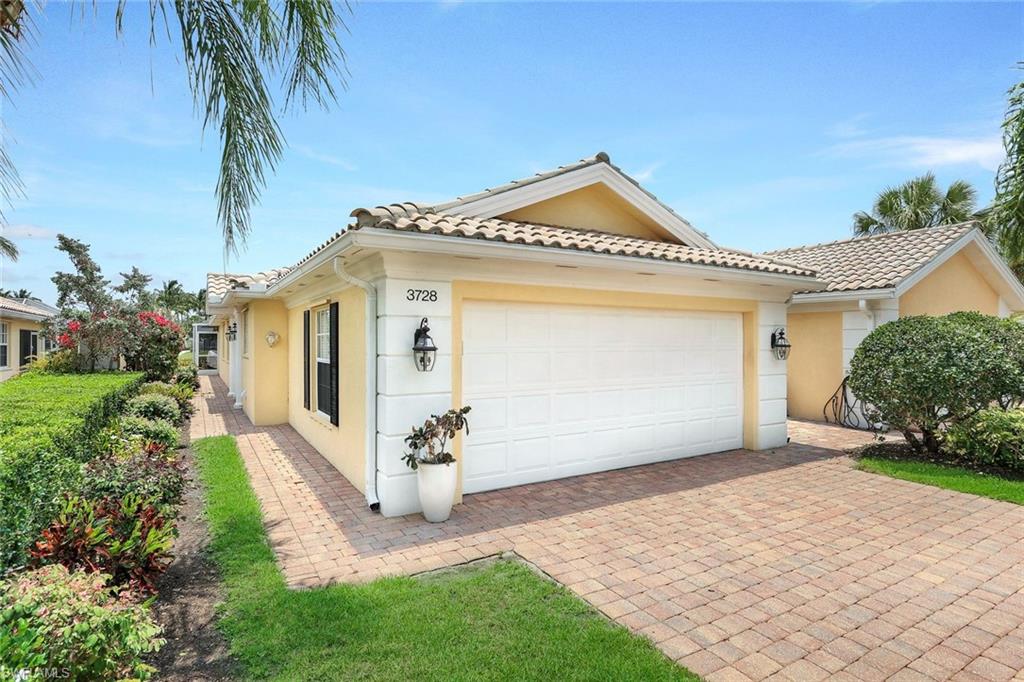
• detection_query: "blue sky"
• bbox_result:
[1,1,1021,304]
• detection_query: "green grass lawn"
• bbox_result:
[193,435,696,681]
[858,455,1024,505]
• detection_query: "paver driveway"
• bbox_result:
[193,376,1024,681]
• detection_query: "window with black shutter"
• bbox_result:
[329,301,339,426]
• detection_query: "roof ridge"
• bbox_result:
[765,221,978,255]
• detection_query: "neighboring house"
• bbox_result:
[0,296,57,382]
[206,153,825,517]
[766,223,1024,424]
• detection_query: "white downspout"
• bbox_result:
[858,299,875,330]
[333,257,380,511]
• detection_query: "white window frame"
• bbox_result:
[314,307,331,420]
[0,322,8,369]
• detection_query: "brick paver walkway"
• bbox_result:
[192,375,1024,681]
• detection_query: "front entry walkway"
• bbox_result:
[192,376,1024,681]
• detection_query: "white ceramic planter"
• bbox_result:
[417,462,457,522]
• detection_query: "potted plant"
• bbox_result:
[403,406,471,522]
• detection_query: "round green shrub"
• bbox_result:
[119,416,179,452]
[139,381,194,417]
[126,394,182,425]
[0,565,164,680]
[945,408,1024,473]
[848,314,1016,454]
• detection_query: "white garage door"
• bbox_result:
[461,301,743,494]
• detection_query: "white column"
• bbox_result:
[757,302,788,449]
[375,278,453,517]
[229,309,243,409]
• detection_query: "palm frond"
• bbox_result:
[281,0,348,110]
[994,64,1024,264]
[0,233,16,261]
[852,211,885,236]
[170,0,284,254]
[940,179,978,224]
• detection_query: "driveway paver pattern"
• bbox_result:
[192,375,1024,681]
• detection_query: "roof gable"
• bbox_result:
[499,183,674,242]
[767,222,1024,310]
[430,153,716,249]
[765,223,975,293]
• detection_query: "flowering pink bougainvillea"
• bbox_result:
[67,320,81,333]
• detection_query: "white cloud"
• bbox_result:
[825,135,1004,171]
[293,145,357,171]
[630,162,664,182]
[827,113,871,139]
[2,223,57,240]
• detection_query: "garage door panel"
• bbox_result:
[553,392,589,423]
[464,353,507,392]
[553,432,589,465]
[463,442,507,482]
[592,389,623,419]
[552,351,590,384]
[462,302,743,494]
[509,394,549,428]
[469,397,507,432]
[510,436,549,472]
[625,388,657,416]
[463,309,506,350]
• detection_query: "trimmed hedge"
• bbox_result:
[0,372,143,570]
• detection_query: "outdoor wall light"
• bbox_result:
[265,330,280,348]
[226,322,237,341]
[770,327,792,361]
[412,317,438,372]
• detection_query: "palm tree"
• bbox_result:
[993,64,1024,278]
[853,173,978,236]
[0,234,15,261]
[0,2,349,250]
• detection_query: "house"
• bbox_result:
[205,152,830,517]
[766,223,1024,423]
[0,296,57,382]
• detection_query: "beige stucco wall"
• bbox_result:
[0,318,43,383]
[241,299,289,425]
[899,251,1000,317]
[500,184,672,241]
[786,311,843,421]
[286,286,367,494]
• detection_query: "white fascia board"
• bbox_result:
[0,310,47,323]
[789,288,896,305]
[265,232,356,296]
[349,227,821,290]
[445,164,719,250]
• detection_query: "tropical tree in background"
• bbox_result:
[0,1,349,252]
[992,64,1024,279]
[0,287,34,299]
[852,173,979,236]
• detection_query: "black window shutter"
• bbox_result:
[19,330,32,367]
[303,310,311,410]
[329,301,340,426]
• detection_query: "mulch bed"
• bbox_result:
[148,430,239,681]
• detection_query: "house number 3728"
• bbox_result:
[406,288,438,302]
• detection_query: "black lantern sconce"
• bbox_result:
[770,327,792,361]
[226,322,238,341]
[412,318,438,372]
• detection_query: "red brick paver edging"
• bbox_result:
[192,376,1024,681]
